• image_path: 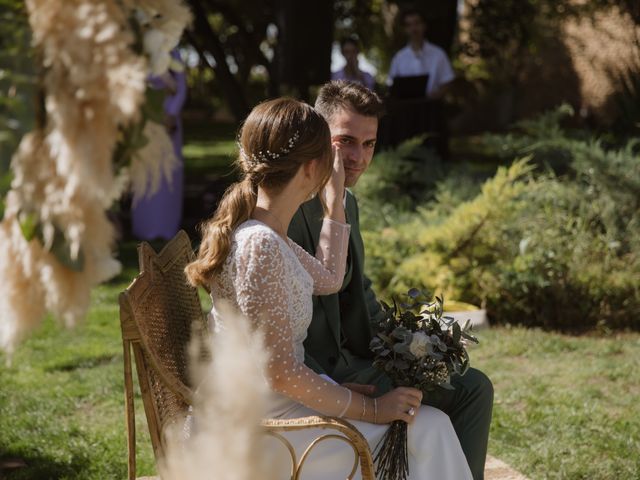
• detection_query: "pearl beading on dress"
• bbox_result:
[209,219,355,417]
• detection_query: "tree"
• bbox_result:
[185,0,335,118]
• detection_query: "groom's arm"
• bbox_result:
[348,191,385,327]
[363,274,385,326]
[304,351,328,375]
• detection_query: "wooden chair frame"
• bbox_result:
[119,231,375,480]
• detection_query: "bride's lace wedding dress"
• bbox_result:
[210,219,473,480]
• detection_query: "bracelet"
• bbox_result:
[360,394,366,421]
[338,388,352,418]
[373,398,378,424]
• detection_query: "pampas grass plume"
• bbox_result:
[160,302,278,480]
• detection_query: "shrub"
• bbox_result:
[355,137,444,231]
[361,109,640,330]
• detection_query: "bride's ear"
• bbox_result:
[302,158,318,180]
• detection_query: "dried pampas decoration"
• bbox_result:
[0,0,191,358]
[129,120,179,205]
[160,303,277,480]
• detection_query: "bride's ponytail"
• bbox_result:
[185,97,332,290]
[185,176,256,290]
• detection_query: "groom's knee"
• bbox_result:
[464,368,494,409]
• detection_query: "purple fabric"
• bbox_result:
[132,51,187,241]
[331,68,375,90]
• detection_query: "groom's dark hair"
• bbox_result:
[315,80,384,122]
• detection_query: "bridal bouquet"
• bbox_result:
[369,289,478,480]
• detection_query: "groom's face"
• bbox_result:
[328,108,378,188]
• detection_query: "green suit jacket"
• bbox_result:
[290,193,494,480]
[288,192,386,383]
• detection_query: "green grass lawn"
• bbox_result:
[475,327,640,479]
[0,255,156,479]
[2,274,638,479]
[182,119,238,179]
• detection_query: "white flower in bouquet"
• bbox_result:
[409,331,430,358]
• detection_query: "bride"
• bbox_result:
[185,98,472,479]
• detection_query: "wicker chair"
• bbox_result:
[119,230,375,480]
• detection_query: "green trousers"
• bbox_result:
[332,352,493,480]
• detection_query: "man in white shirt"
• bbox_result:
[388,9,455,99]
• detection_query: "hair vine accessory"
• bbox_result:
[239,130,300,164]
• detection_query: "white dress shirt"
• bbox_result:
[388,40,455,96]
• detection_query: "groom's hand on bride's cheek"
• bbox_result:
[342,383,377,396]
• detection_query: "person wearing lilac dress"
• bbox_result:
[132,50,187,241]
[331,36,376,91]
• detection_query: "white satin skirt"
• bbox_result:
[265,397,473,480]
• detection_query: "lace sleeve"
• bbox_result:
[289,218,351,295]
[233,230,353,417]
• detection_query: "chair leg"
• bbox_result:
[123,339,137,480]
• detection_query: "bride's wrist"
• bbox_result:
[324,197,345,221]
[355,394,377,424]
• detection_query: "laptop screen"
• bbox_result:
[389,74,429,99]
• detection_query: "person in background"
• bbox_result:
[388,8,455,99]
[332,36,376,91]
[132,49,187,241]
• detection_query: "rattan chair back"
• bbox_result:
[119,230,207,480]
[118,230,375,480]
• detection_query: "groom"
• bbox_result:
[288,80,493,479]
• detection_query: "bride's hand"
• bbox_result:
[375,387,423,425]
[322,145,346,217]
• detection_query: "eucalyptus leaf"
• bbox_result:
[407,288,420,299]
[38,224,85,272]
[461,331,479,344]
[18,211,38,241]
[392,358,409,369]
[452,322,461,344]
[391,326,410,340]
[1,171,14,194]
[143,88,167,124]
[393,343,410,354]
